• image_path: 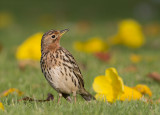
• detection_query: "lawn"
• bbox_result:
[0,21,160,115]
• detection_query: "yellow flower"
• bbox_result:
[0,102,4,111]
[16,33,43,61]
[130,54,142,63]
[93,68,152,102]
[73,37,108,53]
[0,88,23,98]
[119,86,142,101]
[133,84,152,97]
[109,19,145,49]
[92,68,124,102]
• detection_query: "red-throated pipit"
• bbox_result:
[40,29,95,103]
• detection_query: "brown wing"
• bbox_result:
[59,47,84,87]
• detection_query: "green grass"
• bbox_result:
[1,23,160,115]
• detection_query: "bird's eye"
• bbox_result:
[51,35,55,38]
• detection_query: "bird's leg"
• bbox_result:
[73,91,76,103]
[57,93,62,104]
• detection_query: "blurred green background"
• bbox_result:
[1,0,160,22]
[0,0,160,48]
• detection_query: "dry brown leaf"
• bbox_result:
[144,23,160,37]
[124,65,137,72]
[94,52,111,62]
[147,72,160,81]
[157,98,160,103]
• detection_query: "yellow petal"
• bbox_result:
[73,37,108,53]
[0,88,23,97]
[0,102,4,111]
[133,84,152,97]
[130,54,142,63]
[93,67,124,102]
[16,33,43,61]
[118,19,145,48]
[119,86,142,101]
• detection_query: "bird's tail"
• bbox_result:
[80,89,96,101]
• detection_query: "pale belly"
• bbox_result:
[44,66,79,94]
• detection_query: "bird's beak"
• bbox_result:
[60,29,69,37]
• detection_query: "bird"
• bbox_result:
[40,29,95,103]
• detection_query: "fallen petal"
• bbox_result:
[119,86,142,101]
[0,102,4,111]
[130,54,142,63]
[73,37,108,53]
[93,68,124,102]
[16,33,43,61]
[0,88,23,97]
[133,84,152,97]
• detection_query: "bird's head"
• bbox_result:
[41,29,69,52]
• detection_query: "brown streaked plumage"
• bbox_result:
[40,29,95,103]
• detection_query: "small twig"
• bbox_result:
[18,93,54,102]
